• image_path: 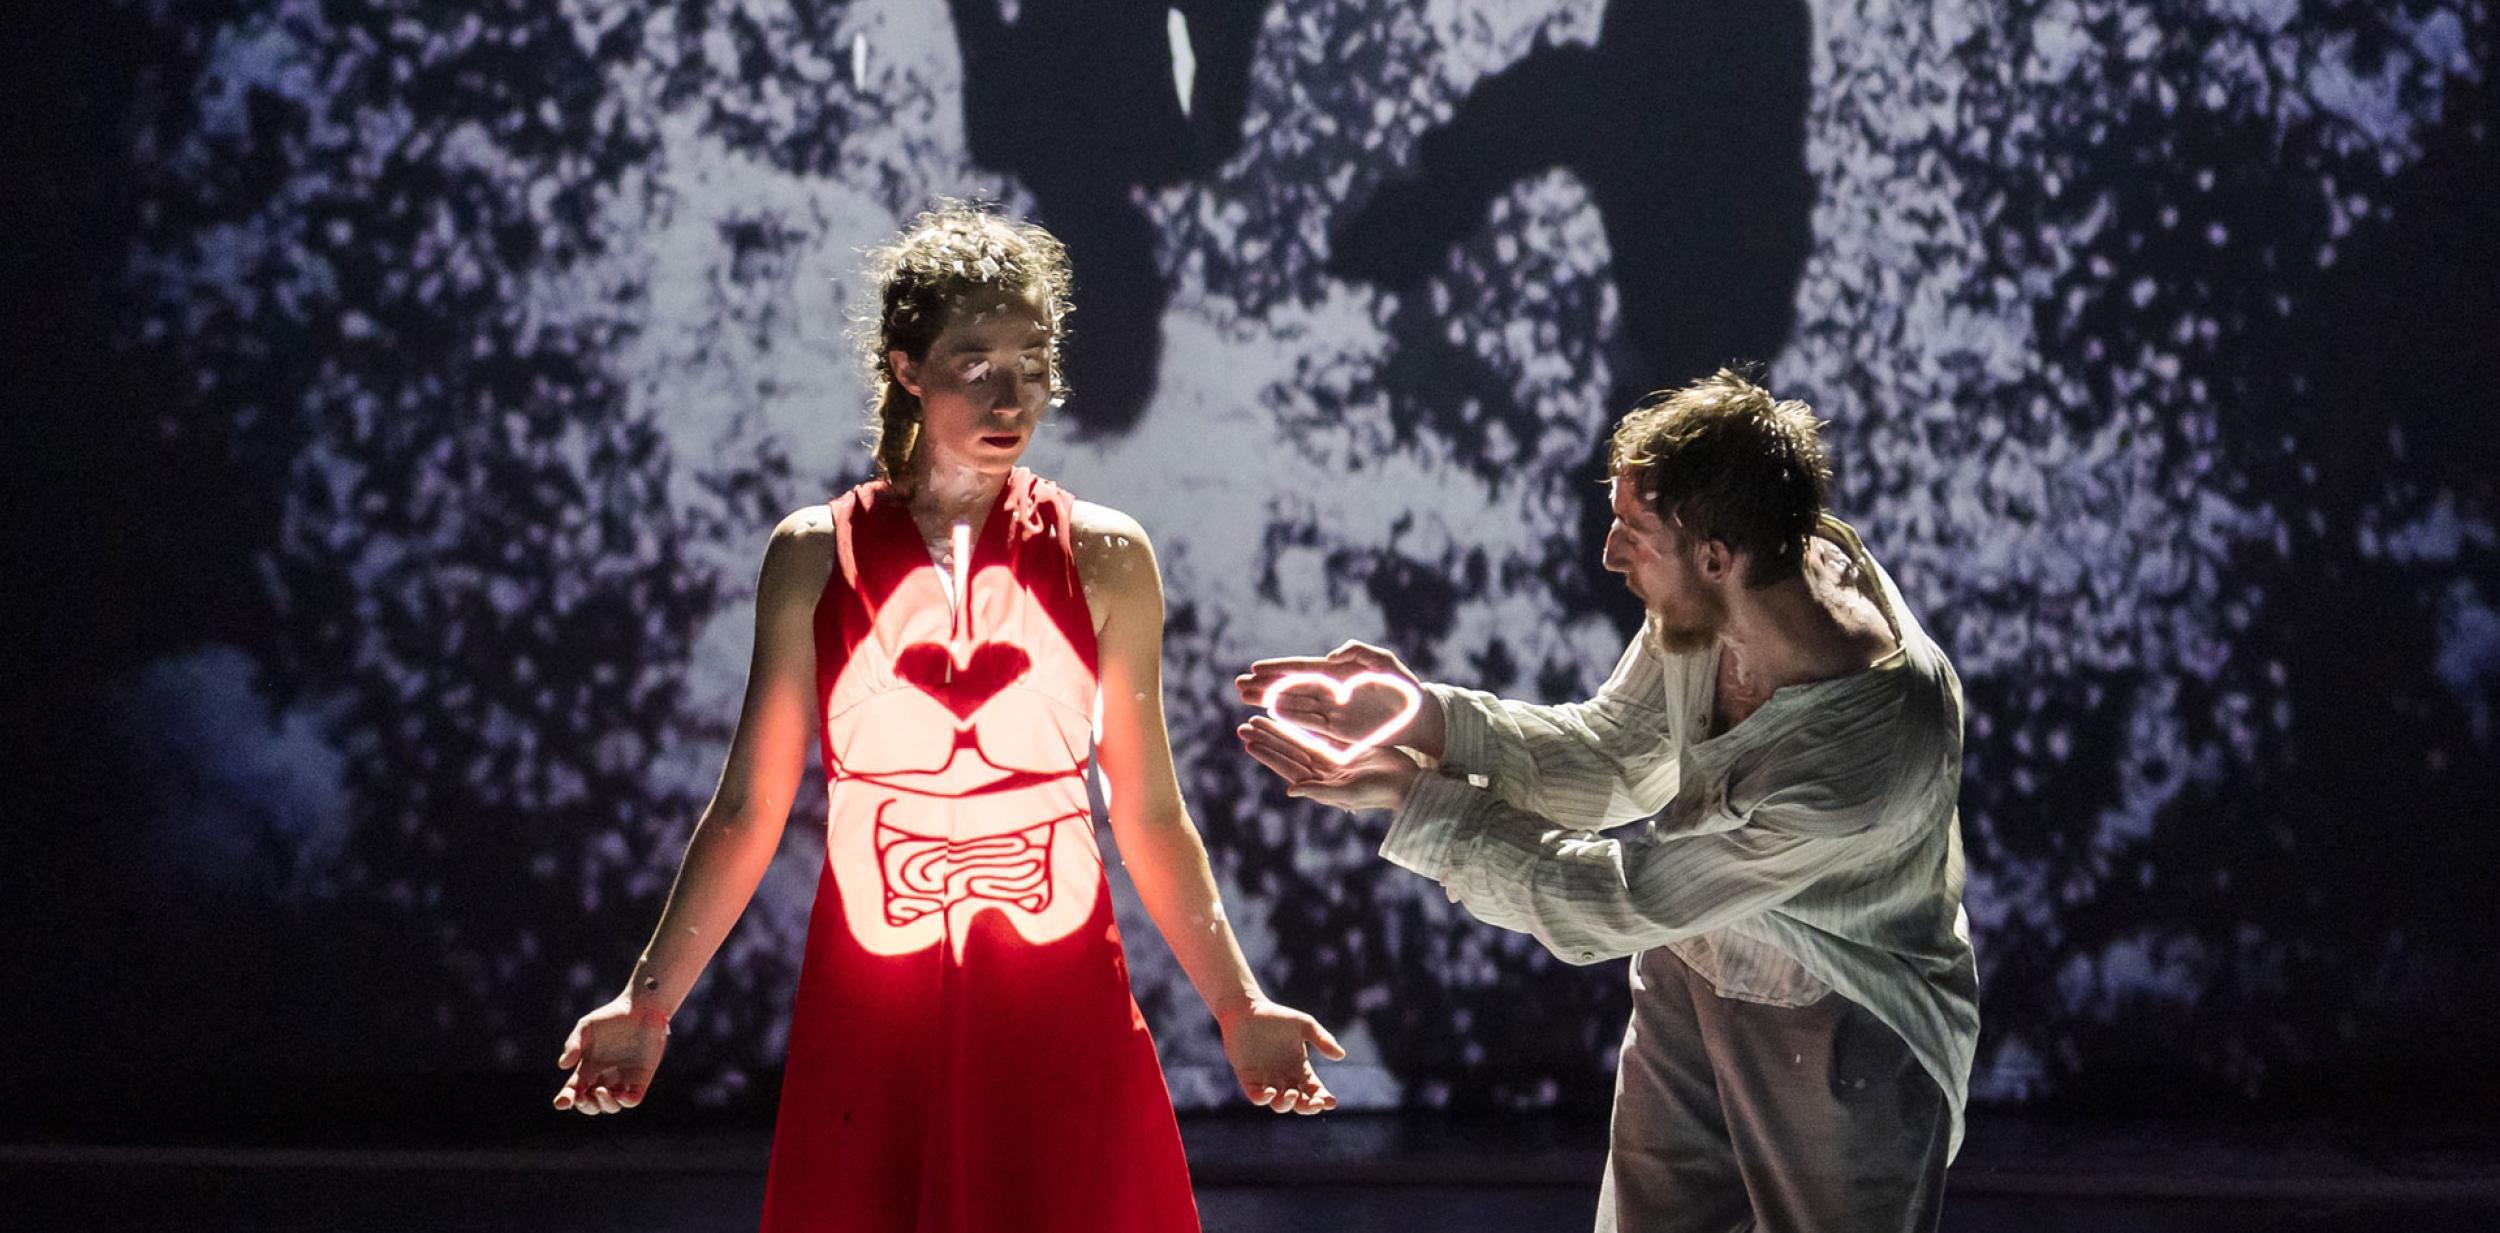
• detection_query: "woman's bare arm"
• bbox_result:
[1075,502,1343,1113]
[555,506,831,1113]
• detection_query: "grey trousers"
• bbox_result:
[1594,950,1949,1233]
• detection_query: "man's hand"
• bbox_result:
[1238,716,1424,814]
[553,996,669,1115]
[1236,641,1446,760]
[1218,998,1347,1115]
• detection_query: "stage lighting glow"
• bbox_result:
[823,515,1100,965]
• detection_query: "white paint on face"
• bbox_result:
[1606,476,1723,653]
[894,287,1056,478]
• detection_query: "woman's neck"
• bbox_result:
[903,454,1010,534]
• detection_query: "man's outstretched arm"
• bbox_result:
[1238,711,1876,963]
[1372,690,1910,962]
[1425,628,1681,830]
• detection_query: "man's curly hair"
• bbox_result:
[859,202,1074,490]
[1608,368,1831,588]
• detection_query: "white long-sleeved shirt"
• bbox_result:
[1379,518,1980,1156]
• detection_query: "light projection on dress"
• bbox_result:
[1258,671,1423,766]
[823,517,1103,964]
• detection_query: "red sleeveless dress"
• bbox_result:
[759,469,1199,1233]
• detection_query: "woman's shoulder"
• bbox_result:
[771,502,840,543]
[1066,499,1161,617]
[1068,500,1160,579]
[1068,498,1150,549]
[757,504,840,601]
[780,476,893,548]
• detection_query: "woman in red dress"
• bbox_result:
[554,205,1342,1232]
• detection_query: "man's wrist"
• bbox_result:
[1410,690,1449,760]
[1420,682,1487,770]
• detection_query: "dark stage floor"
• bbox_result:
[7,1113,2496,1232]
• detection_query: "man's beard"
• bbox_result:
[1643,591,1727,656]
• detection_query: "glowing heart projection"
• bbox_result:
[1257,671,1424,766]
[892,641,1031,719]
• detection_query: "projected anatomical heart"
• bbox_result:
[817,486,1103,966]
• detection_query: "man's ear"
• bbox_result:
[1694,538,1736,583]
[889,349,924,400]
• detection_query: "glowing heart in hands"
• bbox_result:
[1258,671,1424,766]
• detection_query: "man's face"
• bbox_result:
[1603,475,1726,653]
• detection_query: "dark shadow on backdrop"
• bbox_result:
[2019,59,2500,1117]
[13,0,2496,1141]
[949,0,1270,436]
[1330,0,1816,632]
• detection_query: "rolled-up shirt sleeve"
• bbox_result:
[1429,629,1682,831]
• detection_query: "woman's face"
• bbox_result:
[890,287,1056,480]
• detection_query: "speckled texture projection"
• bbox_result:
[93,0,2497,1113]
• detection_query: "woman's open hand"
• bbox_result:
[554,996,669,1115]
[1218,998,1347,1115]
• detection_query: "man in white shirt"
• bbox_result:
[1237,370,1977,1232]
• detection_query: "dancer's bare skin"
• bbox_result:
[556,287,1342,1116]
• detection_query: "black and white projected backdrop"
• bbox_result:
[20,0,2497,1120]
